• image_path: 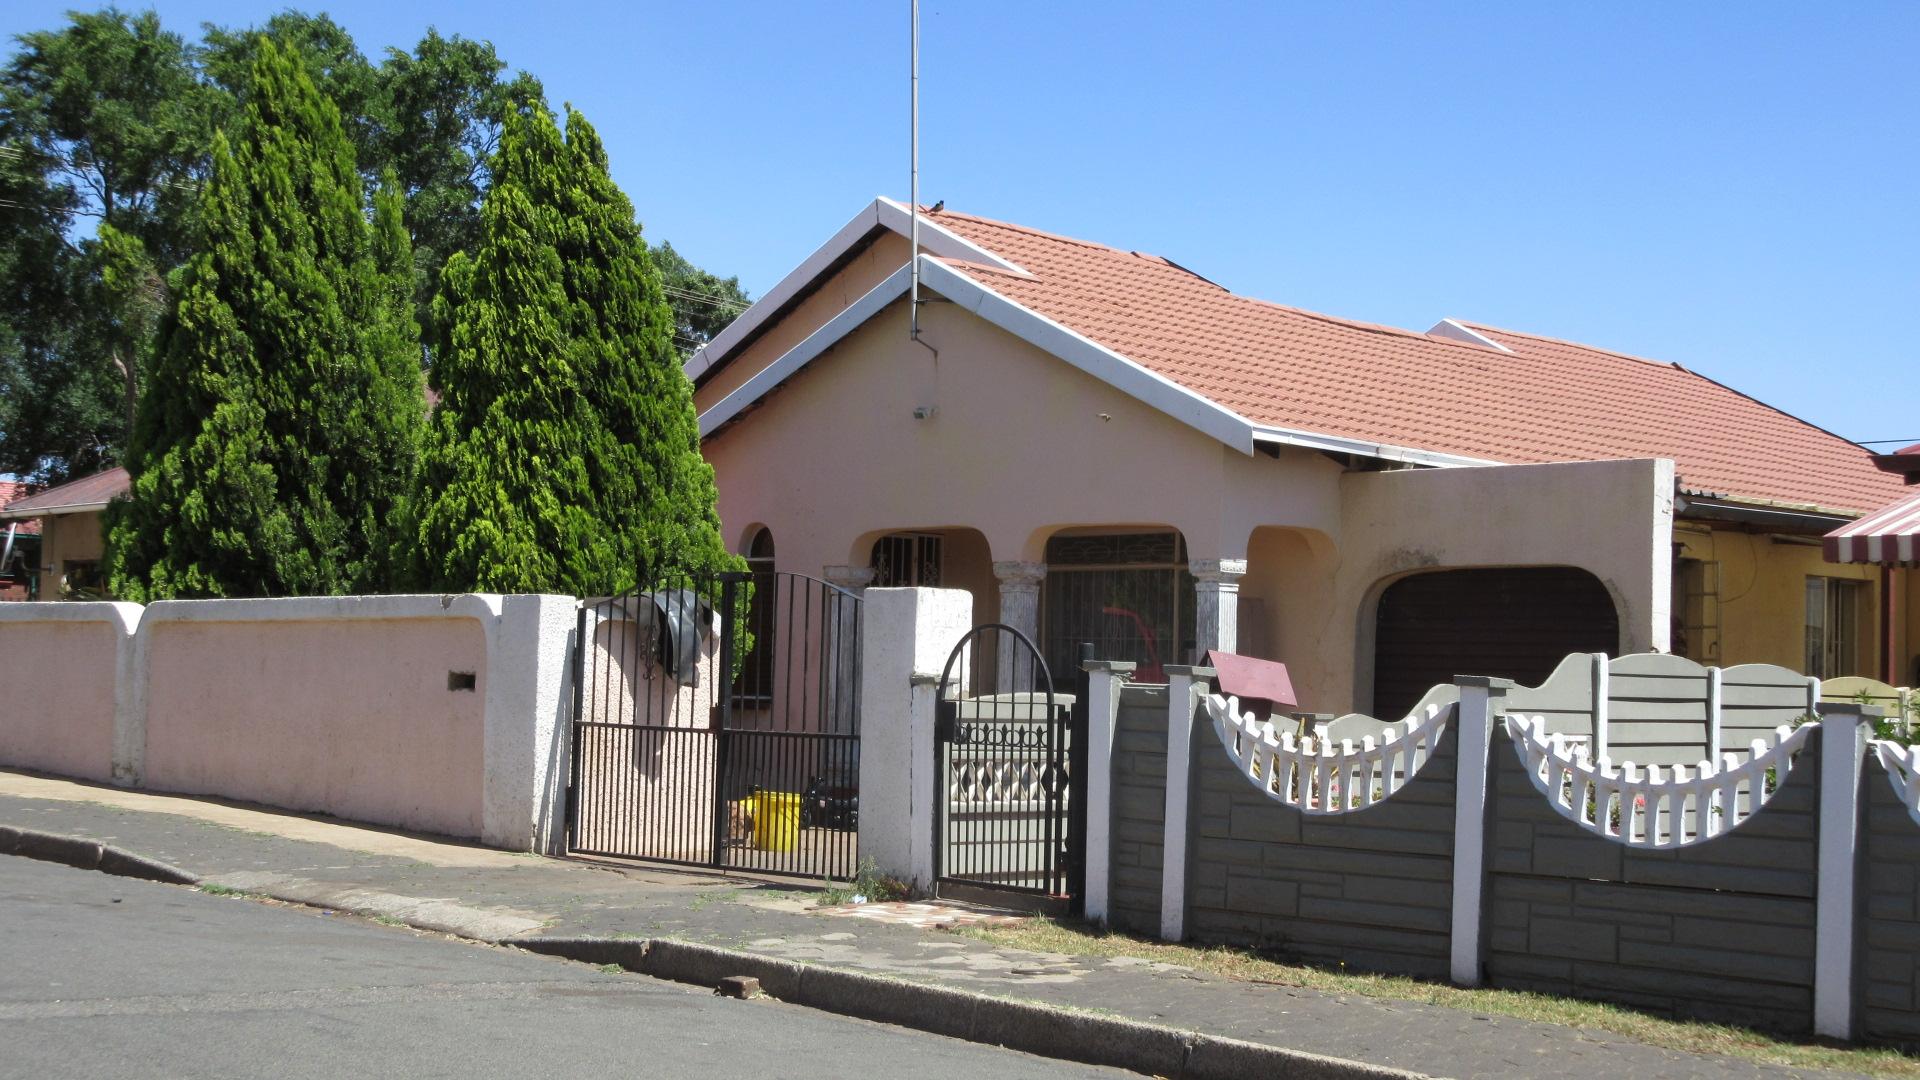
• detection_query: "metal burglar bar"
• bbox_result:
[567,569,862,880]
[933,625,1088,906]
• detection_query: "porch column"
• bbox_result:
[992,560,1047,691]
[1189,557,1247,659]
[822,566,874,734]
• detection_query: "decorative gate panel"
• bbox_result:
[933,625,1086,903]
[568,569,862,880]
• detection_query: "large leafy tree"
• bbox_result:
[651,240,750,357]
[104,39,423,600]
[411,105,733,594]
[0,8,214,483]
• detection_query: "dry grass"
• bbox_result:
[954,918,1920,1078]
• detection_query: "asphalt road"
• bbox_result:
[0,856,1126,1079]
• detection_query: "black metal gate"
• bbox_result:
[933,625,1087,905]
[567,569,862,879]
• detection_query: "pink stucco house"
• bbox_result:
[686,198,1912,718]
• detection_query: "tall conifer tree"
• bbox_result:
[104,39,423,600]
[411,105,732,594]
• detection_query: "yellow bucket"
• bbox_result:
[750,791,802,852]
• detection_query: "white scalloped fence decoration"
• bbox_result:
[1874,742,1920,828]
[1205,694,1453,814]
[1504,713,1815,847]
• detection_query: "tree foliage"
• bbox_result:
[0,7,745,497]
[411,105,733,595]
[651,240,750,357]
[104,39,422,600]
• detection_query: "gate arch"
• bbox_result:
[933,624,1086,904]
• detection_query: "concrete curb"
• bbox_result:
[503,934,1431,1080]
[0,825,198,886]
[1,833,1429,1079]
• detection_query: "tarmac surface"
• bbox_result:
[0,769,1881,1079]
[0,856,1126,1079]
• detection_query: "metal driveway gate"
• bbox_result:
[567,569,862,879]
[933,625,1086,906]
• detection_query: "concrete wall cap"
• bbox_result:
[1163,665,1216,678]
[1081,659,1138,674]
[1453,675,1515,690]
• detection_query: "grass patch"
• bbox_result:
[818,857,911,907]
[196,883,254,898]
[597,963,624,975]
[688,889,740,911]
[369,914,407,928]
[955,918,1920,1078]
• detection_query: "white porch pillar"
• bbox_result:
[992,560,1046,689]
[1189,558,1247,660]
[822,566,874,734]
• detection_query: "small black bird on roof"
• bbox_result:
[928,199,945,212]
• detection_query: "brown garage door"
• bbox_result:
[1372,567,1619,721]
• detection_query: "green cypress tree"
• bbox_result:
[104,39,423,600]
[411,105,733,595]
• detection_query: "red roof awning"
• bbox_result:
[1825,490,1920,566]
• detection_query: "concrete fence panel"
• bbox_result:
[0,602,137,784]
[1108,683,1168,935]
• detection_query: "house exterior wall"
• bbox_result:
[33,510,106,598]
[1238,458,1673,716]
[1675,521,1884,676]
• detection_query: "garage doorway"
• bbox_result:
[1371,567,1619,721]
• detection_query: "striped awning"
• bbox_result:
[1825,490,1920,565]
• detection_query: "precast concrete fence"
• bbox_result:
[1081,652,1920,1045]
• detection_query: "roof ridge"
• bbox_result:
[928,208,1137,256]
[937,206,1516,358]
[1467,319,1874,453]
[1461,320,1679,369]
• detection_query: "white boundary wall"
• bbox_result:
[0,594,574,853]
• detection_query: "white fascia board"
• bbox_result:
[1248,429,1500,468]
[0,500,113,520]
[872,197,1028,277]
[684,197,1029,384]
[921,258,1258,454]
[699,262,916,437]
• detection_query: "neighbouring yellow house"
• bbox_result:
[685,197,1915,716]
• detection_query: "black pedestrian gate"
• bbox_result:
[933,625,1087,906]
[567,569,862,880]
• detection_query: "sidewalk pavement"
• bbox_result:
[0,770,1868,1080]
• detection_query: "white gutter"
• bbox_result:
[0,500,112,520]
[1249,429,1499,468]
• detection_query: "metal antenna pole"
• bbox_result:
[910,0,920,341]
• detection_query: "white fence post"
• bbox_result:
[1160,665,1213,941]
[1591,653,1611,765]
[1081,659,1136,926]
[1450,675,1511,986]
[857,587,972,891]
[1814,700,1875,1040]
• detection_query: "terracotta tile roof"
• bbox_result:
[0,482,41,534]
[926,209,1905,515]
[0,466,129,519]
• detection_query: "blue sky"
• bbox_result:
[6,1,1916,444]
